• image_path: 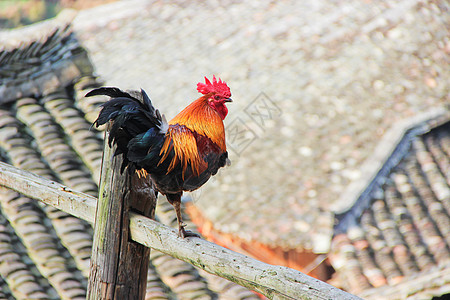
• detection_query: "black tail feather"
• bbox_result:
[87,87,166,174]
[85,87,135,99]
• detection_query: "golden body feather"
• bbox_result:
[158,94,226,177]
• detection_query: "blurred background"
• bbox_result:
[1,0,449,298]
[0,0,114,28]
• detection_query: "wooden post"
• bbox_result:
[87,131,156,299]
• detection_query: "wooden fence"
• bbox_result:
[0,158,361,300]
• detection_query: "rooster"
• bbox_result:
[87,76,232,238]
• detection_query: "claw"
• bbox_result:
[178,223,200,238]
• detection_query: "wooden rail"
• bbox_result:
[0,161,362,300]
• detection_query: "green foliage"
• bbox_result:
[0,0,62,29]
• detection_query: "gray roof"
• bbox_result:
[330,118,450,299]
[1,0,449,298]
[72,0,449,252]
[0,14,258,300]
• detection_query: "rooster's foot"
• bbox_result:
[178,224,200,238]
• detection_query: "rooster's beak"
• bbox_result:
[224,98,232,103]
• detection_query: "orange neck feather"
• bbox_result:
[169,95,226,151]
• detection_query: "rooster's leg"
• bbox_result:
[167,193,200,238]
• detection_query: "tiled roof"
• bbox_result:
[0,14,258,300]
[329,119,450,299]
[73,0,450,253]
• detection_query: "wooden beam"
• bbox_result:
[0,161,361,299]
[0,161,97,223]
[86,132,155,300]
[129,213,360,300]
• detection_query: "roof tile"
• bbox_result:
[331,121,450,298]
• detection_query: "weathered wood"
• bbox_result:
[86,131,155,300]
[0,161,361,299]
[129,214,361,300]
[115,175,155,299]
[0,161,97,223]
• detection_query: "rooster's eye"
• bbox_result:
[214,96,220,100]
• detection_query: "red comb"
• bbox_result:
[197,75,231,98]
